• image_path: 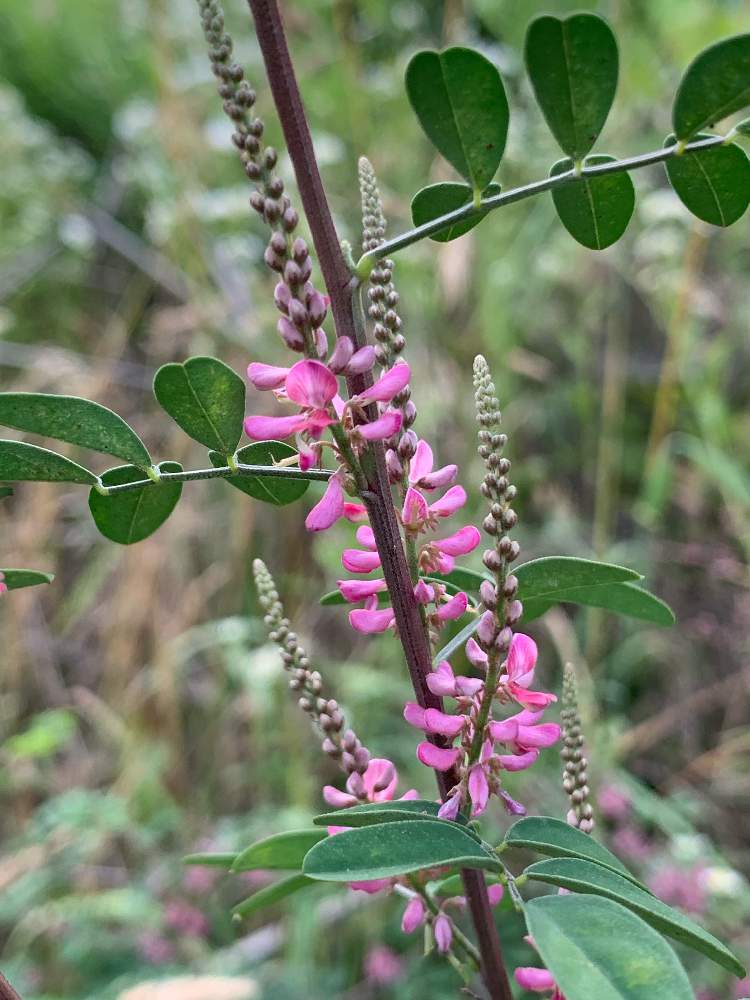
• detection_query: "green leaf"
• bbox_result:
[525,894,693,999]
[551,156,635,250]
[522,582,675,627]
[88,462,182,545]
[406,47,509,192]
[504,816,644,887]
[433,615,482,665]
[665,134,750,227]
[209,441,309,506]
[183,852,237,870]
[525,13,618,160]
[0,439,97,486]
[431,871,503,898]
[1,569,55,591]
[0,486,13,500]
[411,182,501,242]
[313,799,472,831]
[430,566,490,594]
[524,857,746,978]
[232,873,313,919]
[303,819,500,883]
[0,393,151,469]
[154,356,245,455]
[673,34,750,140]
[736,117,750,137]
[232,829,327,873]
[514,556,641,598]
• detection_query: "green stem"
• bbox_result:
[408,880,482,968]
[99,463,334,496]
[355,134,726,274]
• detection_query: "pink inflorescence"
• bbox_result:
[338,438,480,636]
[0,571,7,597]
[406,632,560,820]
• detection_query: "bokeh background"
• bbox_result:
[1,0,749,998]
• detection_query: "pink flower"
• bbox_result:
[409,440,457,490]
[349,362,410,406]
[434,591,468,622]
[434,525,481,557]
[354,409,403,442]
[501,633,557,709]
[342,549,382,573]
[433,913,453,953]
[349,598,395,634]
[468,764,489,816]
[364,945,404,986]
[401,896,427,934]
[244,359,338,441]
[514,967,560,994]
[0,572,7,597]
[423,708,466,738]
[305,471,345,532]
[247,361,290,390]
[338,578,388,602]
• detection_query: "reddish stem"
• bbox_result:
[0,973,22,1000]
[245,3,513,997]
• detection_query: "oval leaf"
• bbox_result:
[525,13,619,160]
[0,439,97,486]
[525,894,693,999]
[88,462,182,545]
[551,156,635,249]
[0,393,151,469]
[673,34,750,140]
[411,182,501,242]
[233,873,313,919]
[154,356,245,455]
[0,569,55,592]
[210,441,310,506]
[406,47,509,191]
[665,134,750,227]
[514,556,641,599]
[303,819,500,883]
[232,829,327,873]
[313,799,472,831]
[522,581,675,627]
[525,857,746,978]
[504,816,643,887]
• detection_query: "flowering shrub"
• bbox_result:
[2,2,750,998]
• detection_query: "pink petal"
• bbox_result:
[413,579,435,604]
[508,684,557,709]
[433,914,453,953]
[438,794,462,821]
[401,896,426,934]
[351,362,410,405]
[247,362,290,390]
[436,553,455,574]
[488,719,520,743]
[343,502,368,523]
[285,359,338,408]
[356,525,377,549]
[404,702,428,730]
[358,410,402,441]
[487,884,504,907]
[455,675,484,697]
[338,578,388,602]
[429,485,466,517]
[435,525,481,557]
[342,549,382,573]
[349,606,395,634]
[345,345,376,375]
[332,393,346,419]
[296,435,317,471]
[399,788,421,801]
[496,749,539,772]
[506,633,538,688]
[423,709,466,738]
[420,464,458,490]
[305,473,344,532]
[244,413,308,440]
[409,439,433,484]
[465,637,489,669]
[515,723,561,749]
[435,591,468,622]
[363,758,398,800]
[426,661,457,698]
[323,785,357,808]
[350,878,392,894]
[326,336,354,374]
[514,968,557,992]
[402,487,428,528]
[509,708,547,725]
[416,742,461,771]
[468,764,489,816]
[477,610,497,645]
[304,408,337,438]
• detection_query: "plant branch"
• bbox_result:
[0,973,22,1000]
[355,134,726,274]
[98,463,333,495]
[244,3,513,997]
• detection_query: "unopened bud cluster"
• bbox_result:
[358,157,416,484]
[252,559,371,796]
[561,664,594,833]
[198,0,328,359]
[473,355,521,650]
